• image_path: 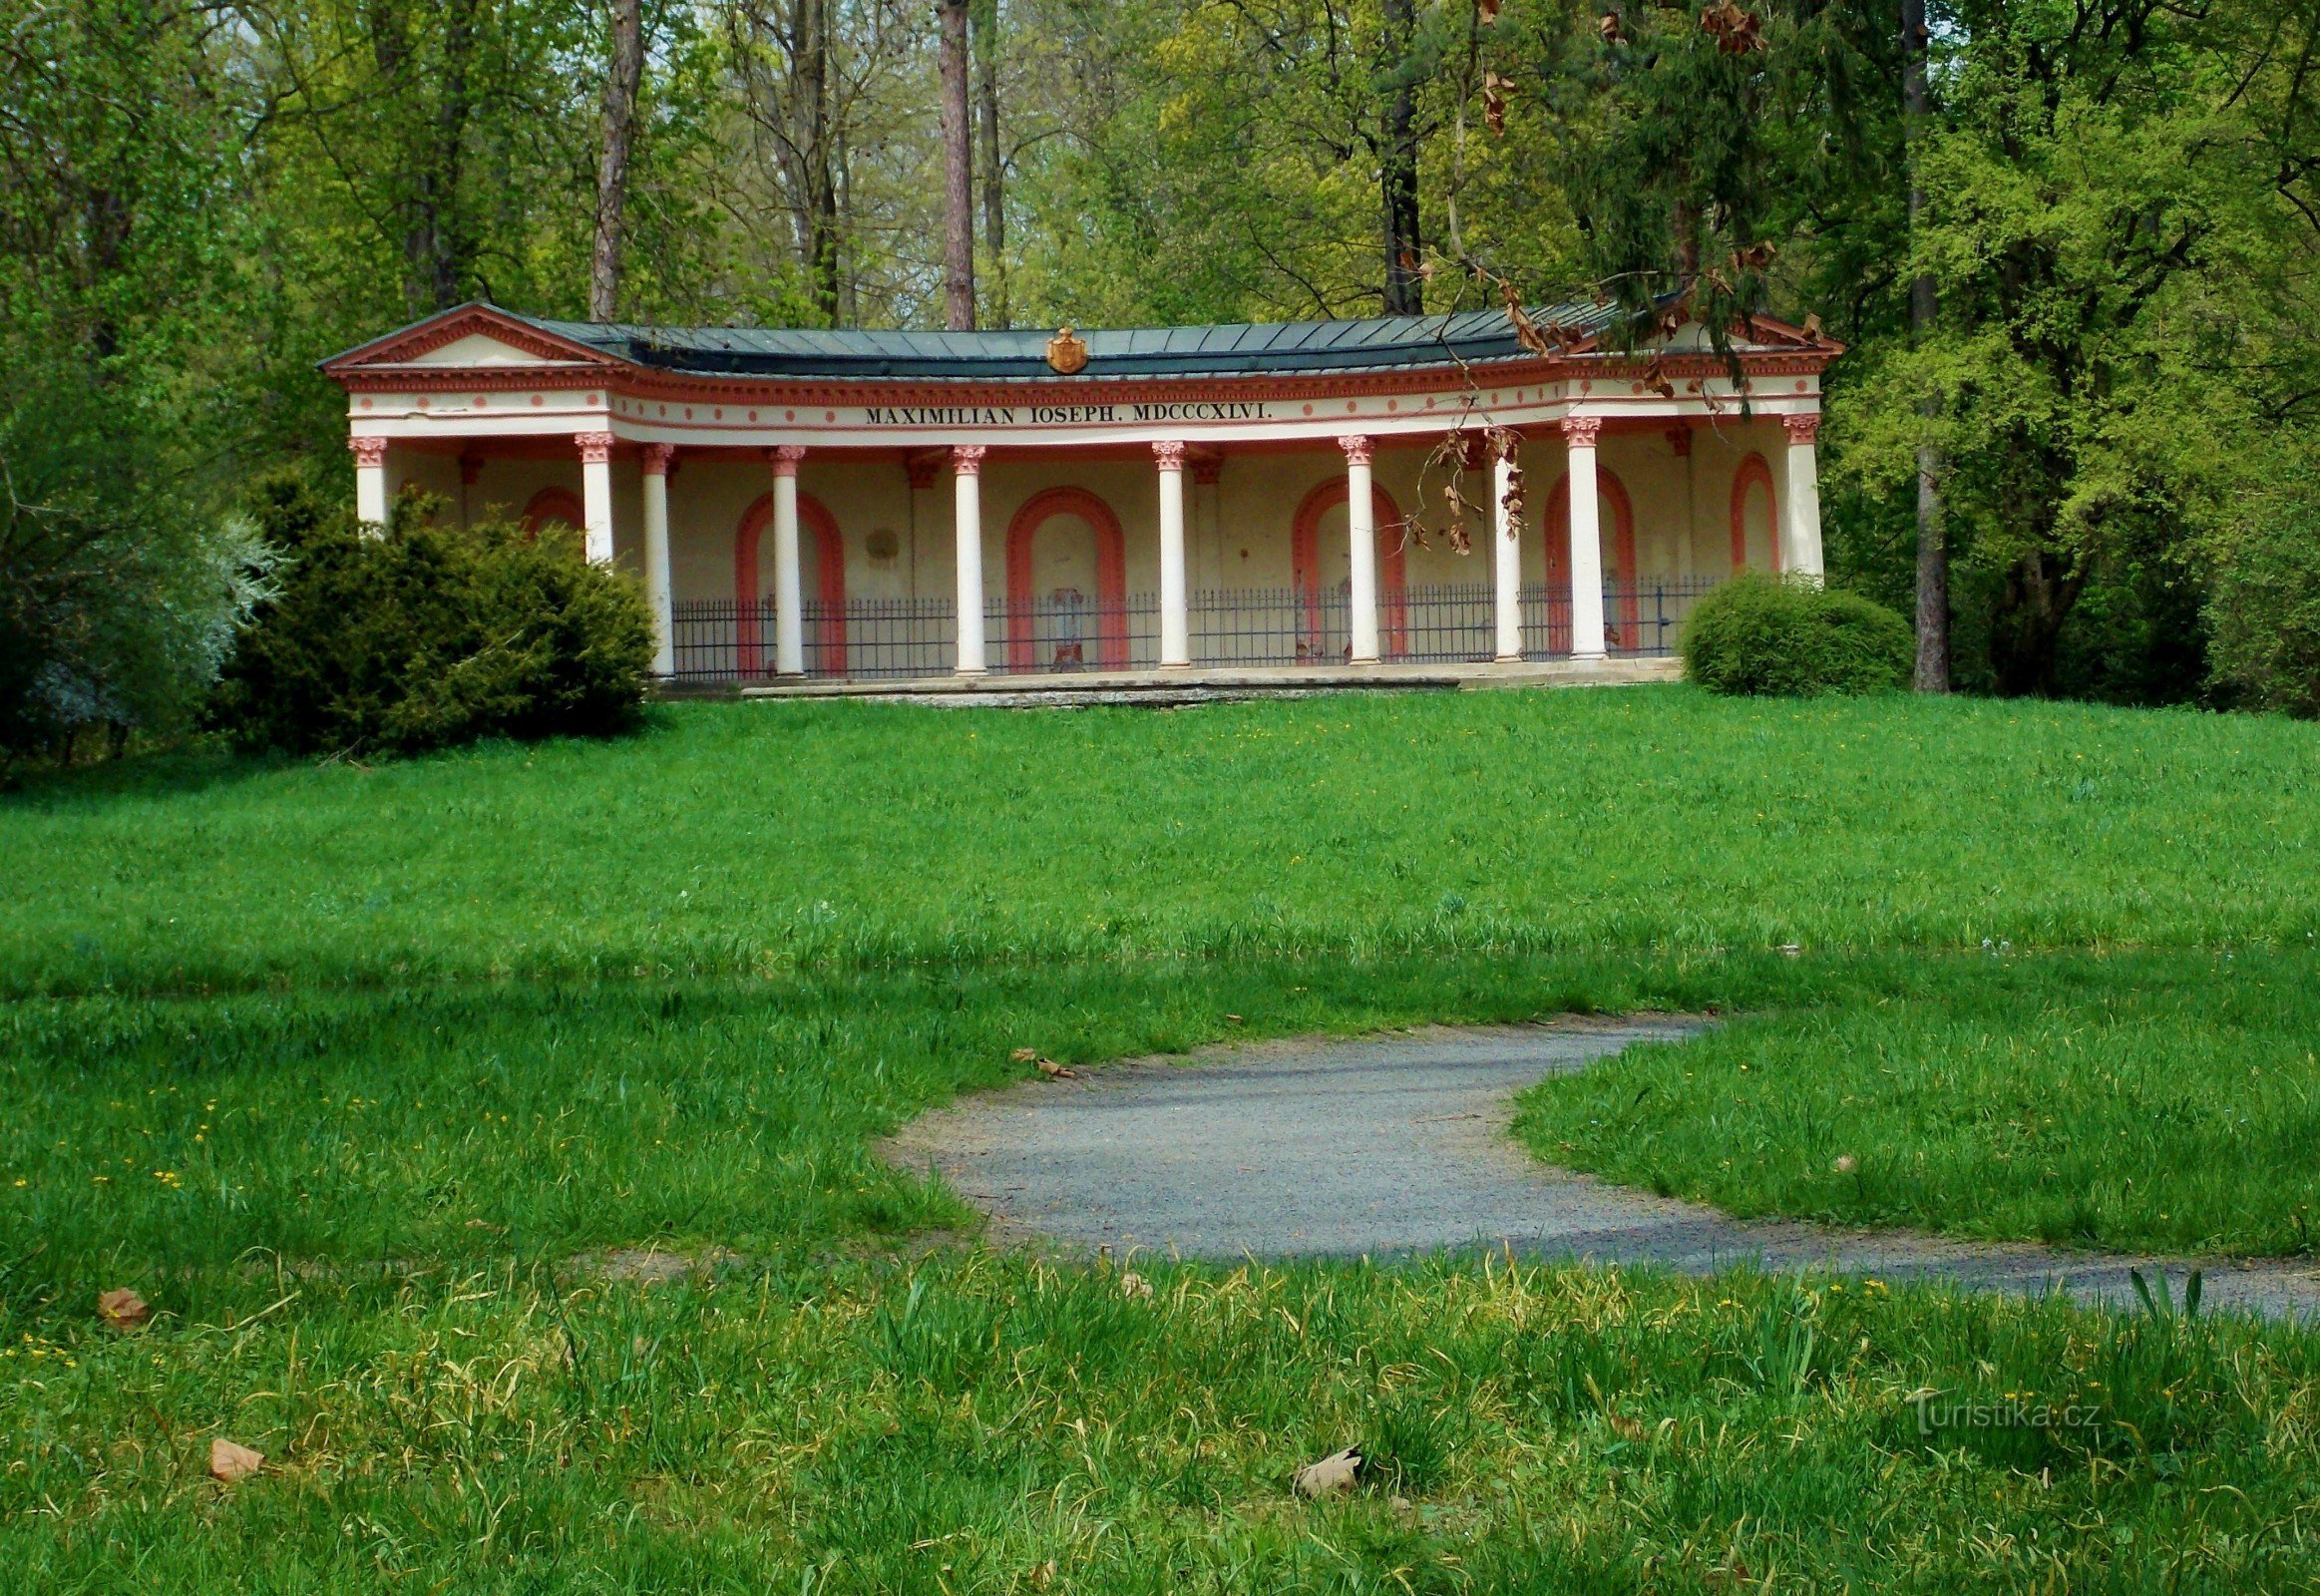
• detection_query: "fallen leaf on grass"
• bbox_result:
[97,1289,151,1332]
[1607,1412,1646,1441]
[209,1438,264,1483]
[1294,1446,1363,1497]
[1119,1271,1154,1301]
[1224,1013,1243,1024]
[1035,1058,1076,1079]
[1010,1047,1039,1063]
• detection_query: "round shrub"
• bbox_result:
[1681,573,1913,697]
[212,476,653,756]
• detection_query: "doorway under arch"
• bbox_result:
[520,487,585,537]
[735,493,848,676]
[1542,469,1640,650]
[1730,453,1779,575]
[1004,487,1128,670]
[1290,478,1408,660]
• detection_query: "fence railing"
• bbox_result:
[670,577,1724,681]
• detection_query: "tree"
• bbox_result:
[592,0,647,321]
[939,0,976,327]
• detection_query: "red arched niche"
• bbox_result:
[1730,453,1778,576]
[1290,479,1408,660]
[1004,487,1128,670]
[521,488,585,537]
[735,493,848,676]
[1542,470,1640,651]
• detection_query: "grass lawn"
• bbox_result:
[8,685,2320,1589]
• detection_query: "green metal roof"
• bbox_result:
[510,303,1626,381]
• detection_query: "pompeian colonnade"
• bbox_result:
[324,303,1837,686]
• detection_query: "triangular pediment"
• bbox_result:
[321,303,620,376]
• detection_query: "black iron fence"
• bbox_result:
[670,577,1724,681]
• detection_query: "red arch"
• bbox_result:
[1730,453,1778,575]
[1003,487,1128,670]
[1290,479,1408,660]
[735,492,848,676]
[1543,469,1640,650]
[521,488,585,537]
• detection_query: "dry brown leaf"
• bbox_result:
[1035,1057,1076,1079]
[97,1288,151,1332]
[208,1438,264,1483]
[1478,0,1501,21]
[1119,1270,1154,1300]
[1599,10,1626,42]
[1010,1046,1039,1063]
[1294,1446,1363,1497]
[1608,1412,1646,1441]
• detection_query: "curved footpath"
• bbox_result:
[883,1019,2320,1321]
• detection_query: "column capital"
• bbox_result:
[952,443,987,476]
[1338,434,1373,467]
[1192,454,1223,486]
[1152,439,1187,471]
[1665,425,1694,458]
[640,443,676,477]
[768,444,806,478]
[348,434,389,468]
[576,430,616,465]
[1560,415,1602,448]
[1781,413,1821,445]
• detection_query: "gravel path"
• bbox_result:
[884,1019,2320,1321]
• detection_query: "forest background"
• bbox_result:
[10,0,2320,737]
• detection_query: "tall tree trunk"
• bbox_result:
[1378,0,1423,313]
[938,0,975,330]
[372,0,479,312]
[836,117,858,324]
[793,0,841,324]
[591,0,644,322]
[1903,0,1948,691]
[974,0,1007,329]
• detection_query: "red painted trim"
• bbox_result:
[322,304,621,373]
[1003,487,1128,670]
[735,492,848,676]
[520,488,585,536]
[1290,479,1408,660]
[1542,468,1639,649]
[1730,453,1777,575]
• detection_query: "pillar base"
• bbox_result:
[1351,654,1380,666]
[1573,649,1608,663]
[953,667,988,679]
[1160,659,1192,670]
[1495,651,1524,664]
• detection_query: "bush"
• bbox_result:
[2208,507,2320,718]
[1681,573,1913,697]
[212,477,653,756]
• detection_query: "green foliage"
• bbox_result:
[2209,500,2320,716]
[1681,573,1912,696]
[210,478,652,757]
[0,450,276,766]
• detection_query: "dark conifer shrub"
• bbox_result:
[212,475,652,755]
[1681,573,1913,696]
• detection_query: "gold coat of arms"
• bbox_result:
[1045,326,1088,375]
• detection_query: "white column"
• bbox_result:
[578,431,616,566]
[770,445,807,676]
[350,435,389,528]
[1341,435,1379,664]
[1563,416,1607,659]
[1154,441,1190,667]
[1781,414,1825,580]
[953,445,987,675]
[1492,433,1523,661]
[641,444,675,677]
